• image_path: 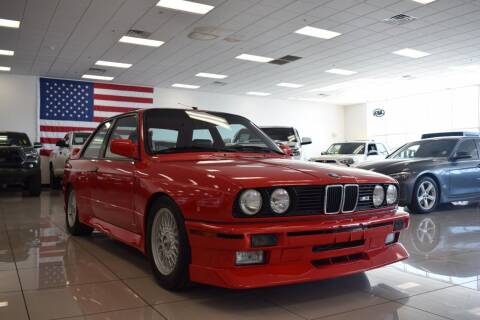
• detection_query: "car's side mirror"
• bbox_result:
[301,137,312,145]
[368,150,379,156]
[451,151,472,161]
[110,139,137,159]
[33,142,42,149]
[70,147,81,158]
[56,140,68,148]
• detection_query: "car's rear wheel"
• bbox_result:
[147,197,190,291]
[26,172,41,196]
[66,189,93,236]
[412,177,439,214]
[49,165,61,189]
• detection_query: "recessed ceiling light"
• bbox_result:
[119,36,164,47]
[95,60,132,69]
[235,54,274,63]
[393,48,430,58]
[277,82,303,88]
[246,91,271,96]
[82,74,114,81]
[156,0,214,14]
[325,68,357,76]
[0,49,14,56]
[0,18,20,29]
[0,66,11,72]
[411,0,436,4]
[295,26,341,39]
[195,72,228,79]
[172,83,200,89]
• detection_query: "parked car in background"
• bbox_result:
[356,135,480,214]
[49,131,90,188]
[260,126,312,160]
[0,131,42,196]
[64,108,408,291]
[310,140,389,166]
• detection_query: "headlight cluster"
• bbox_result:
[372,184,398,207]
[390,172,411,181]
[238,188,290,216]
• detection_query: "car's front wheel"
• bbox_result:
[66,189,93,236]
[411,177,439,214]
[147,197,190,291]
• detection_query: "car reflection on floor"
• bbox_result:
[1,191,479,320]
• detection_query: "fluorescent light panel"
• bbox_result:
[0,18,20,29]
[247,91,271,96]
[411,0,436,4]
[96,60,132,69]
[295,26,341,39]
[277,82,303,88]
[0,66,11,71]
[0,49,14,56]
[172,83,200,89]
[156,0,214,14]
[119,36,164,47]
[195,72,228,79]
[82,74,114,81]
[235,54,273,63]
[393,48,430,58]
[325,68,357,76]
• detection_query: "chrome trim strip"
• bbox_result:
[324,184,344,214]
[342,184,359,213]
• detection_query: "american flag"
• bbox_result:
[38,77,153,156]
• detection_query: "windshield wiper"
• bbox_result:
[154,146,237,154]
[224,145,283,154]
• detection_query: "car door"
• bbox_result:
[448,139,480,198]
[52,134,69,176]
[93,115,138,232]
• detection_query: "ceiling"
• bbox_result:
[2,0,480,105]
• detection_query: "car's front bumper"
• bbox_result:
[0,167,39,185]
[186,211,409,289]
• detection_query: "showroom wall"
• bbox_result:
[345,85,480,151]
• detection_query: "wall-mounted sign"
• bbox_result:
[373,108,385,117]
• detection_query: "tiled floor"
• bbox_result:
[0,189,479,320]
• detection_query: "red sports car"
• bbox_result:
[64,108,409,290]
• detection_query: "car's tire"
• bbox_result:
[26,171,41,196]
[49,165,61,189]
[411,176,439,214]
[66,188,93,236]
[146,197,190,291]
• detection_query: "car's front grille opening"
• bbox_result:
[325,185,343,213]
[342,185,359,212]
[312,253,366,267]
[312,239,365,252]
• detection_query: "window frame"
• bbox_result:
[103,114,140,161]
[80,120,114,160]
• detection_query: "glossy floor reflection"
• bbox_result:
[0,190,479,320]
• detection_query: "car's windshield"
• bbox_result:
[72,132,90,145]
[388,139,458,159]
[144,109,282,154]
[0,132,31,147]
[326,143,365,155]
[261,127,297,142]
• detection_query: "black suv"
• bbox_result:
[0,132,42,196]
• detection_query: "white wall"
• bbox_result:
[344,103,367,142]
[0,74,38,141]
[153,88,345,158]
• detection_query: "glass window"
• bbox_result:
[144,109,281,154]
[390,139,457,159]
[456,140,479,160]
[0,132,31,147]
[261,127,297,142]
[368,144,377,152]
[105,116,138,159]
[72,132,90,146]
[326,143,366,155]
[376,143,388,155]
[82,121,111,158]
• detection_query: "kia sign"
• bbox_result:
[373,108,385,117]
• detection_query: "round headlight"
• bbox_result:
[386,185,398,205]
[270,188,290,214]
[373,185,385,207]
[239,189,263,215]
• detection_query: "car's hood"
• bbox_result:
[355,158,446,174]
[158,153,395,189]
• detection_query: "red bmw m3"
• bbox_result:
[64,108,409,290]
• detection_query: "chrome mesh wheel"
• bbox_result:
[151,208,180,276]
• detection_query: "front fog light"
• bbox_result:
[385,232,396,245]
[251,234,278,248]
[235,251,265,265]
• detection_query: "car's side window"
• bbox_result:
[377,143,388,155]
[149,128,179,152]
[82,121,112,159]
[105,116,138,159]
[367,144,377,154]
[192,129,214,148]
[456,139,479,160]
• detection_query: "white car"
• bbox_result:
[261,126,312,160]
[310,140,389,166]
[49,131,90,188]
